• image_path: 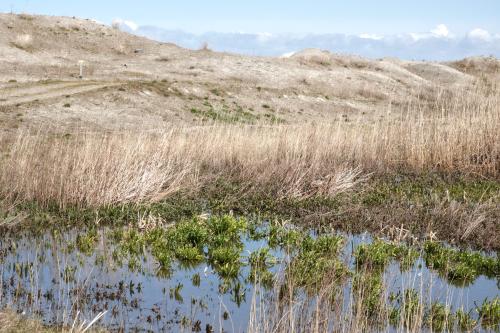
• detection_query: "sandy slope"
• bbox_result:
[0,13,496,132]
[0,81,120,106]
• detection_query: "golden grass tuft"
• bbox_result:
[0,310,105,333]
[0,311,51,333]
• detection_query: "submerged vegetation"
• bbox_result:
[355,239,419,271]
[1,214,499,331]
[478,297,500,330]
[424,241,500,285]
[289,234,348,291]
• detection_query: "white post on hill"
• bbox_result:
[78,60,85,79]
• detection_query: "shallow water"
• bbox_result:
[0,220,498,332]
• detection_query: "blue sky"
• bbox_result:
[3,0,500,59]
[3,0,500,35]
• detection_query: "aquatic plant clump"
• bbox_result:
[248,247,277,287]
[354,239,419,271]
[425,302,454,332]
[478,297,500,329]
[290,234,349,292]
[352,271,385,318]
[424,241,500,285]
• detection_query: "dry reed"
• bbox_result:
[0,80,498,208]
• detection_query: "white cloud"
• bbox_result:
[431,24,449,38]
[256,32,273,43]
[410,24,450,41]
[112,18,138,31]
[90,19,105,26]
[468,28,491,41]
[130,25,500,60]
[280,51,296,58]
[409,32,427,41]
[358,33,384,40]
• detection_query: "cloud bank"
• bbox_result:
[113,21,500,60]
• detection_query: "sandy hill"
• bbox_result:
[0,13,497,132]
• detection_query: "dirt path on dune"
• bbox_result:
[0,81,120,106]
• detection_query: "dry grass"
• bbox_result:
[1,131,193,207]
[0,128,365,208]
[0,310,105,333]
[247,288,428,333]
[0,311,53,333]
[247,268,427,333]
[18,13,34,21]
[0,80,498,208]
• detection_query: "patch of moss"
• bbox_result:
[359,176,500,207]
[190,103,260,124]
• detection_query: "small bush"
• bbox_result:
[111,21,120,30]
[11,34,34,51]
[18,13,34,21]
[199,42,210,51]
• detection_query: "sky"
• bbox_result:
[3,0,500,34]
[2,0,500,59]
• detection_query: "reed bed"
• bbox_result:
[247,273,450,333]
[0,80,498,208]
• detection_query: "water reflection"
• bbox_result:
[0,218,498,332]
